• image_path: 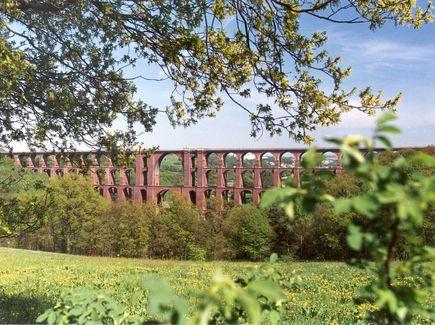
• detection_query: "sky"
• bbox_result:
[11,8,435,151]
[122,14,435,150]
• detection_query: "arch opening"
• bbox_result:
[242,152,255,168]
[140,189,147,202]
[281,152,295,167]
[222,189,234,204]
[280,170,293,185]
[125,168,136,185]
[206,170,218,187]
[108,187,118,201]
[157,189,177,205]
[123,187,133,200]
[240,190,253,204]
[158,153,183,186]
[320,152,338,168]
[98,154,111,167]
[110,169,120,185]
[224,170,235,187]
[224,153,237,168]
[206,153,220,168]
[204,189,216,199]
[260,170,273,188]
[242,171,254,188]
[96,169,105,185]
[189,190,197,205]
[261,152,275,168]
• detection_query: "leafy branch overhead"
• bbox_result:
[0,0,432,148]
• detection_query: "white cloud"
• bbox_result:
[342,40,435,63]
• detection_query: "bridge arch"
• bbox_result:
[280,152,295,167]
[242,170,254,188]
[261,152,275,168]
[320,151,338,168]
[224,170,235,187]
[260,170,273,188]
[206,152,220,168]
[224,152,237,168]
[157,153,183,186]
[240,189,253,204]
[242,152,255,168]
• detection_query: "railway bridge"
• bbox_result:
[2,148,380,210]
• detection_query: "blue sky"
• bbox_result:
[122,16,435,150]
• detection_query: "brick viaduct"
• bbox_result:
[1,148,381,211]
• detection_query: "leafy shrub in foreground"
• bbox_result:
[262,113,435,323]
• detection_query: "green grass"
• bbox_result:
[0,247,412,324]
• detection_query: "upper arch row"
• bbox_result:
[0,148,386,169]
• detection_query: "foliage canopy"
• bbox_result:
[0,0,432,148]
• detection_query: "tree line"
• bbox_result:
[1,146,433,261]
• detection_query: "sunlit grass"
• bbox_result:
[0,247,427,324]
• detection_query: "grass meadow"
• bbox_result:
[0,247,428,324]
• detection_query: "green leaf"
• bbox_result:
[397,307,408,321]
[376,112,397,125]
[376,135,393,150]
[347,224,362,251]
[301,147,323,168]
[377,125,401,135]
[352,195,379,217]
[47,312,57,325]
[333,198,352,214]
[284,201,295,220]
[341,144,365,164]
[412,152,435,167]
[260,188,297,208]
[313,169,335,180]
[35,312,49,324]
[377,289,398,313]
[247,279,284,301]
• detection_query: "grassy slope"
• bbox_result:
[0,248,365,323]
[1,247,370,324]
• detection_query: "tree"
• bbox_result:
[103,200,153,257]
[224,205,272,261]
[0,1,432,149]
[148,194,206,260]
[45,173,109,254]
[0,157,49,238]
